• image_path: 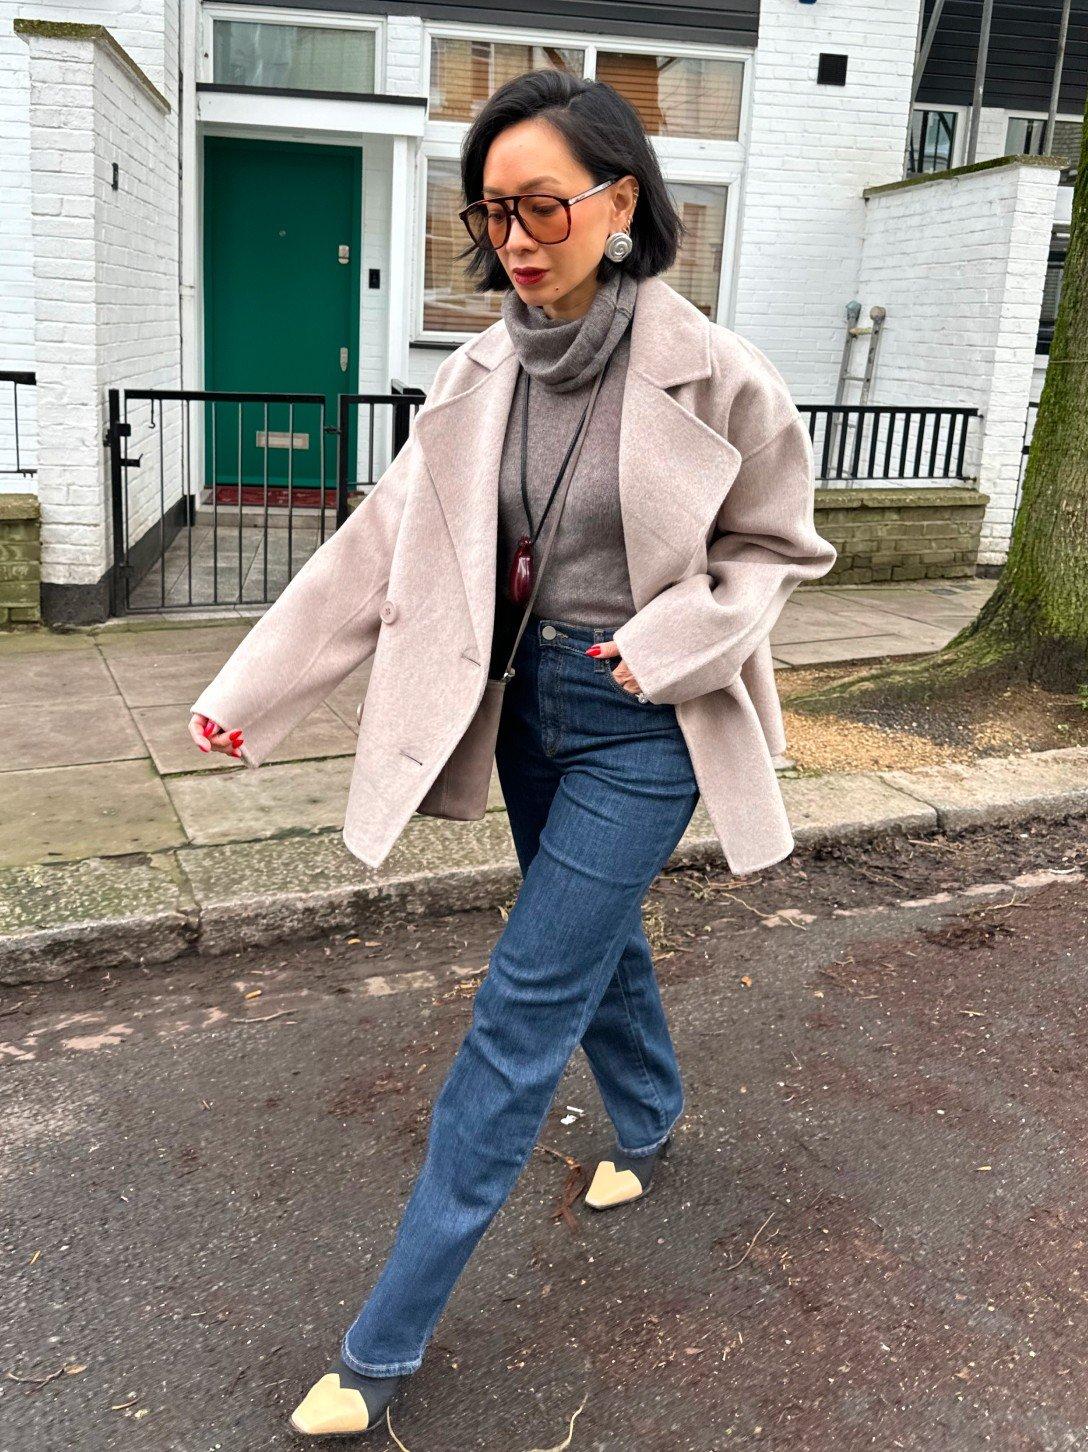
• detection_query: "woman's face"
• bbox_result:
[480,119,638,319]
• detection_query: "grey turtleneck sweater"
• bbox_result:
[491,266,638,670]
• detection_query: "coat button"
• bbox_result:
[379,599,398,623]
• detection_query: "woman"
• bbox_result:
[189,70,836,1437]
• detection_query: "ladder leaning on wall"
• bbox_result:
[829,302,885,485]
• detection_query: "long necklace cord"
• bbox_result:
[519,351,612,545]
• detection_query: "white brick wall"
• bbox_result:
[857,159,1059,563]
[732,0,923,398]
[0,0,174,489]
[18,19,179,586]
[384,13,424,96]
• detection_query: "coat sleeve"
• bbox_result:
[611,348,838,706]
[188,363,453,767]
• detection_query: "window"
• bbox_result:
[1038,229,1067,355]
[419,33,744,338]
[1050,119,1083,183]
[660,181,727,318]
[908,109,956,174]
[424,157,503,332]
[1006,116,1047,156]
[429,39,584,122]
[595,53,743,141]
[212,19,376,94]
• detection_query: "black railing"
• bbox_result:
[797,404,978,486]
[1,370,36,477]
[105,384,984,615]
[335,381,425,528]
[108,387,337,614]
[1017,400,1039,515]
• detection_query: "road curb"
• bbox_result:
[2,746,1086,986]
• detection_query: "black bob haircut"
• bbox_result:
[456,68,685,293]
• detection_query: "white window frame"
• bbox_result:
[415,21,751,344]
[1002,108,1083,155]
[199,3,386,92]
[908,104,968,172]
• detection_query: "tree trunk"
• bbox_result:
[956,95,1088,691]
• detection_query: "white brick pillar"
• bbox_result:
[14,20,178,623]
[857,157,1061,566]
[733,0,923,397]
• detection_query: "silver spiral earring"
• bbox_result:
[604,228,633,263]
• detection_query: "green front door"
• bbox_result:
[202,136,361,497]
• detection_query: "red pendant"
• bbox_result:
[507,534,534,605]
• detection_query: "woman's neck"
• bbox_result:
[541,276,599,322]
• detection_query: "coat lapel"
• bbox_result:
[412,274,742,657]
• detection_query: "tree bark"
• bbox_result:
[955,94,1088,691]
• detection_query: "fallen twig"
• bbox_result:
[6,1365,67,1393]
[386,1394,589,1452]
[723,1210,776,1272]
[227,1009,295,1024]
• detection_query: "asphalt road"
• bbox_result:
[2,816,1087,1452]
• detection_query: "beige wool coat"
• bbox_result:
[190,275,837,877]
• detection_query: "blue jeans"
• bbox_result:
[340,615,700,1376]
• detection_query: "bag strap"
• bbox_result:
[498,355,611,681]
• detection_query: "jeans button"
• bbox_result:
[541,624,557,640]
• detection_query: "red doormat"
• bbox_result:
[212,485,341,509]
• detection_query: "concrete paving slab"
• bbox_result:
[781,770,938,842]
[772,632,948,666]
[91,622,253,657]
[0,852,196,983]
[881,746,1088,830]
[0,629,98,656]
[0,648,118,704]
[164,755,356,844]
[0,760,187,870]
[134,702,358,775]
[770,613,895,646]
[106,647,239,707]
[824,586,994,628]
[0,697,148,771]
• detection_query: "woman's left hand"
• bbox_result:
[586,641,644,696]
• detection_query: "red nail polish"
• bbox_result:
[585,645,602,657]
[203,720,216,737]
[229,730,243,742]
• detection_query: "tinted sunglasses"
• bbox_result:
[458,178,620,251]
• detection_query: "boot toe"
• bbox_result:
[584,1159,645,1210]
[289,1373,371,1436]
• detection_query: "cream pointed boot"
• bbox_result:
[289,1357,405,1439]
[584,1135,670,1211]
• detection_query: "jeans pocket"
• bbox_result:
[602,658,655,706]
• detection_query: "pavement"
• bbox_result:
[2,814,1087,1448]
[8,573,1085,985]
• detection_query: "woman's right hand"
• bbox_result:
[189,712,245,758]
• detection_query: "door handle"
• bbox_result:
[339,347,348,372]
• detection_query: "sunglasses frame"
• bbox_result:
[458,177,621,251]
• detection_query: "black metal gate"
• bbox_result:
[106,384,423,615]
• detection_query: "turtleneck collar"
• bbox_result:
[500,266,638,393]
